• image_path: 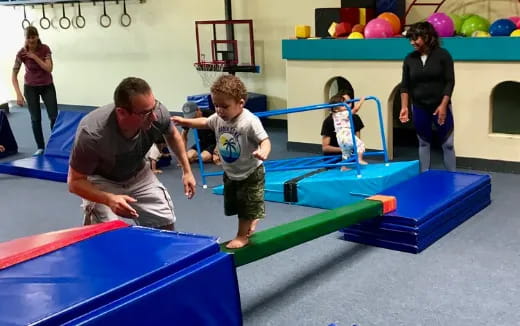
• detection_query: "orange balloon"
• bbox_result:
[378,12,401,35]
[352,24,365,34]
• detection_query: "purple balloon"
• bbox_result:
[364,18,393,38]
[427,12,455,37]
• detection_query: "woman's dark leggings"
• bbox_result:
[412,105,456,172]
[24,83,58,149]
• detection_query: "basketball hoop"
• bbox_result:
[194,61,226,88]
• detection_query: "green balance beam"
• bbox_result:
[221,200,382,267]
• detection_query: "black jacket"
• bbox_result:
[401,47,455,112]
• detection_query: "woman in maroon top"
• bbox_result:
[12,26,58,155]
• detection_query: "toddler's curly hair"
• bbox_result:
[210,75,248,102]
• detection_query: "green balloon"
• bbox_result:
[460,15,490,37]
[460,14,474,21]
[448,13,463,35]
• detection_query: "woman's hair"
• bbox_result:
[405,21,440,51]
[24,26,42,46]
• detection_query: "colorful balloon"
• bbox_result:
[447,13,463,35]
[348,32,364,39]
[461,15,490,37]
[364,18,394,38]
[489,19,516,36]
[427,12,455,37]
[378,12,401,35]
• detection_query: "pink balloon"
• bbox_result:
[364,18,394,38]
[427,12,455,37]
[509,16,520,25]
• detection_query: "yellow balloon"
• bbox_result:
[511,29,520,37]
[471,30,490,37]
[348,32,364,39]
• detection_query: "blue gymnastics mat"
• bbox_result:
[0,110,86,182]
[341,170,492,253]
[213,160,419,209]
[0,227,241,326]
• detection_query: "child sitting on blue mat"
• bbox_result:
[172,75,271,249]
[329,94,368,171]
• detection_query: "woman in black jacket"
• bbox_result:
[399,22,456,172]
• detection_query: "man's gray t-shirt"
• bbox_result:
[207,108,268,180]
[70,103,171,182]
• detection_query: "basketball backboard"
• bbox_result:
[194,19,259,74]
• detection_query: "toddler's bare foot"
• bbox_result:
[152,169,163,174]
[226,236,249,249]
[341,166,351,171]
[247,219,260,237]
[359,160,368,165]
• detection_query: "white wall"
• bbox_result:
[0,0,225,109]
[2,0,519,114]
[0,0,339,112]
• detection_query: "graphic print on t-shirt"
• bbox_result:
[218,127,241,163]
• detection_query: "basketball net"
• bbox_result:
[194,60,226,88]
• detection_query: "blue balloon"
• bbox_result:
[489,18,516,36]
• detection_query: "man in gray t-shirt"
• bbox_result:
[68,77,195,230]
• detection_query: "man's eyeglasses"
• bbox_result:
[133,100,159,119]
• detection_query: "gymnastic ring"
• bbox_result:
[22,18,31,29]
[100,14,111,28]
[120,13,131,27]
[99,0,111,28]
[59,3,71,29]
[59,16,71,29]
[75,1,85,29]
[40,4,51,30]
[22,5,31,29]
[40,16,51,30]
[75,15,86,28]
[120,0,131,27]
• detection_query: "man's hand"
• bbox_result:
[182,171,196,199]
[399,107,410,123]
[107,194,139,218]
[433,105,447,125]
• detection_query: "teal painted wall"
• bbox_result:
[282,37,520,61]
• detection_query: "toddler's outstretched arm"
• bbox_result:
[352,96,367,114]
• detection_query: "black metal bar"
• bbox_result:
[224,0,235,75]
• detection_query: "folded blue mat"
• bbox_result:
[377,171,491,227]
[0,110,86,182]
[343,195,491,253]
[213,161,420,209]
[344,184,491,245]
[341,170,492,253]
